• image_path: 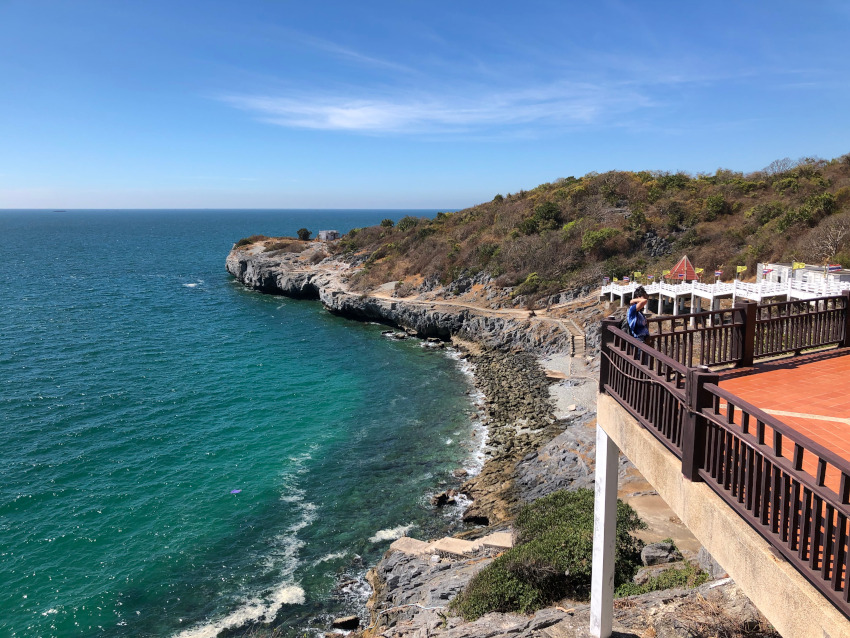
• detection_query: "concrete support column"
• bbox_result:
[590,424,620,638]
[710,297,720,327]
[689,294,697,328]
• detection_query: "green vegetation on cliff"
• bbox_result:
[334,153,850,303]
[449,489,645,620]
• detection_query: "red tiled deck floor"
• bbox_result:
[718,349,850,485]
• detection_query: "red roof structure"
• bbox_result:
[666,255,698,281]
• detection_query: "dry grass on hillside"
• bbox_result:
[329,154,850,301]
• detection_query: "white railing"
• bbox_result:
[600,278,850,301]
[790,280,850,299]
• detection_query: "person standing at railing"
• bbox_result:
[628,286,651,342]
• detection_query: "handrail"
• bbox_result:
[704,383,850,511]
[605,323,689,374]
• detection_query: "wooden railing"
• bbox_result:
[699,382,850,613]
[599,315,850,619]
[644,292,850,368]
[755,295,848,358]
[647,308,743,368]
[599,324,688,456]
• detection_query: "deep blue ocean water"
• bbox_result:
[0,210,480,637]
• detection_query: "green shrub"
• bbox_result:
[380,218,394,228]
[450,489,645,621]
[801,192,837,224]
[296,228,312,241]
[518,217,539,235]
[514,272,541,296]
[478,243,499,260]
[746,202,785,225]
[493,194,504,202]
[774,177,799,193]
[615,562,708,597]
[581,227,619,253]
[777,208,812,232]
[396,215,419,231]
[662,201,686,231]
[516,202,562,235]
[703,195,730,221]
[234,234,269,247]
[626,208,647,232]
[562,219,580,237]
[656,172,691,190]
[775,192,837,232]
[534,201,561,224]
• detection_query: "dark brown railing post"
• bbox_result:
[599,316,618,393]
[733,300,757,367]
[681,366,719,481]
[842,290,850,348]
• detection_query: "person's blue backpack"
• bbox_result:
[620,314,632,336]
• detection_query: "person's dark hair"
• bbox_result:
[633,286,648,299]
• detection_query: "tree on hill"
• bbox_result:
[296,228,311,241]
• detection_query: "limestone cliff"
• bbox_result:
[226,241,575,354]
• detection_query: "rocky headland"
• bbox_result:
[226,241,581,353]
[226,238,774,638]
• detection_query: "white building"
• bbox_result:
[317,230,340,241]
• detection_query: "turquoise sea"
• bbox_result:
[0,210,480,637]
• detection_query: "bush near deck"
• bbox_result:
[450,489,646,620]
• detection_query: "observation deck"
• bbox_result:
[590,292,850,638]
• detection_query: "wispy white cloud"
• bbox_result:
[220,82,653,135]
[268,29,417,75]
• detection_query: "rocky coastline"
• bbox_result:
[226,240,772,638]
[225,243,575,353]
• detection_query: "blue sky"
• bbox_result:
[2,0,849,209]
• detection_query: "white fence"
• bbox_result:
[600,278,850,303]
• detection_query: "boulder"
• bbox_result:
[331,615,360,630]
[430,491,456,507]
[697,546,728,580]
[641,541,682,566]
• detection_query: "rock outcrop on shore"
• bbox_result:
[226,244,574,353]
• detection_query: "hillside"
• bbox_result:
[324,153,850,306]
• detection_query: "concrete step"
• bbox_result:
[391,531,514,559]
[389,536,432,556]
[471,531,513,553]
[428,537,478,558]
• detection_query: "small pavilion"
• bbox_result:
[664,255,698,282]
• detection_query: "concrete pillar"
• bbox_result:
[590,424,620,638]
[710,297,720,327]
[673,295,679,316]
[689,294,697,328]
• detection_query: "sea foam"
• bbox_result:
[369,523,415,543]
[172,584,306,638]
